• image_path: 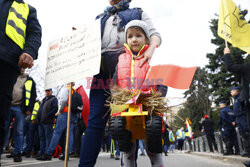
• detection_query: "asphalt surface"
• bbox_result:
[1,152,245,167]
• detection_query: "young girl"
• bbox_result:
[111,20,165,167]
[79,0,161,165]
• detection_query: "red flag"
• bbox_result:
[76,85,89,127]
[146,65,197,89]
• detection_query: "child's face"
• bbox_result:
[126,27,147,53]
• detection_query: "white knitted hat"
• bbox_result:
[125,20,150,40]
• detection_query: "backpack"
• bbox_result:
[71,90,83,114]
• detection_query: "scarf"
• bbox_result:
[105,0,130,15]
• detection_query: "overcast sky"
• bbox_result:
[25,0,250,104]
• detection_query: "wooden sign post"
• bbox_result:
[64,82,72,167]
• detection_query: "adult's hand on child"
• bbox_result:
[136,46,155,67]
[137,35,161,67]
[224,47,230,55]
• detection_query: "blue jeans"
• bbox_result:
[115,140,120,156]
[139,140,145,155]
[46,112,77,155]
[164,145,168,153]
[38,123,53,155]
[169,144,175,152]
[5,106,25,155]
[79,73,110,167]
[23,122,37,154]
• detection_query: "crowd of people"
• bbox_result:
[0,0,249,167]
[1,79,87,162]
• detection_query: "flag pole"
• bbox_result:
[224,24,228,48]
[174,113,185,122]
[64,82,72,167]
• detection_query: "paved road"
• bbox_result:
[1,152,244,167]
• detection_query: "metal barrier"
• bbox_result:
[183,128,244,154]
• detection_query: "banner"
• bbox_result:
[218,0,250,53]
[45,21,101,89]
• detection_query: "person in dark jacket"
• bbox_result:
[0,0,41,165]
[5,69,37,162]
[36,89,58,160]
[223,47,250,167]
[230,86,250,157]
[218,100,239,155]
[201,115,218,152]
[162,121,170,156]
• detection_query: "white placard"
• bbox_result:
[45,21,101,89]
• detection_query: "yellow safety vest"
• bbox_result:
[6,1,29,49]
[185,131,189,137]
[31,101,39,121]
[177,130,184,139]
[185,127,192,137]
[24,80,33,106]
[169,131,175,142]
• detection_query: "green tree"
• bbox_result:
[206,15,249,104]
[173,67,211,136]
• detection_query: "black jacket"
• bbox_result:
[223,53,250,102]
[201,118,215,134]
[37,95,58,124]
[0,0,42,71]
[21,76,37,113]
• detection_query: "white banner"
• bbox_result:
[45,21,101,89]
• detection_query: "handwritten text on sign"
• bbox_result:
[45,21,101,89]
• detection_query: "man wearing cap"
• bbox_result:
[36,88,58,160]
[4,68,37,162]
[230,87,250,157]
[201,115,218,152]
[218,100,239,155]
[40,83,80,161]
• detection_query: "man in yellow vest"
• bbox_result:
[0,0,41,165]
[176,127,185,152]
[168,128,175,153]
[4,68,37,162]
[184,126,193,152]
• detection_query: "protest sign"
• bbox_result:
[45,21,101,89]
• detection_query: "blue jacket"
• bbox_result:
[233,93,248,132]
[0,0,42,71]
[218,106,235,135]
[233,93,247,117]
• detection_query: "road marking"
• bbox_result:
[2,159,61,167]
